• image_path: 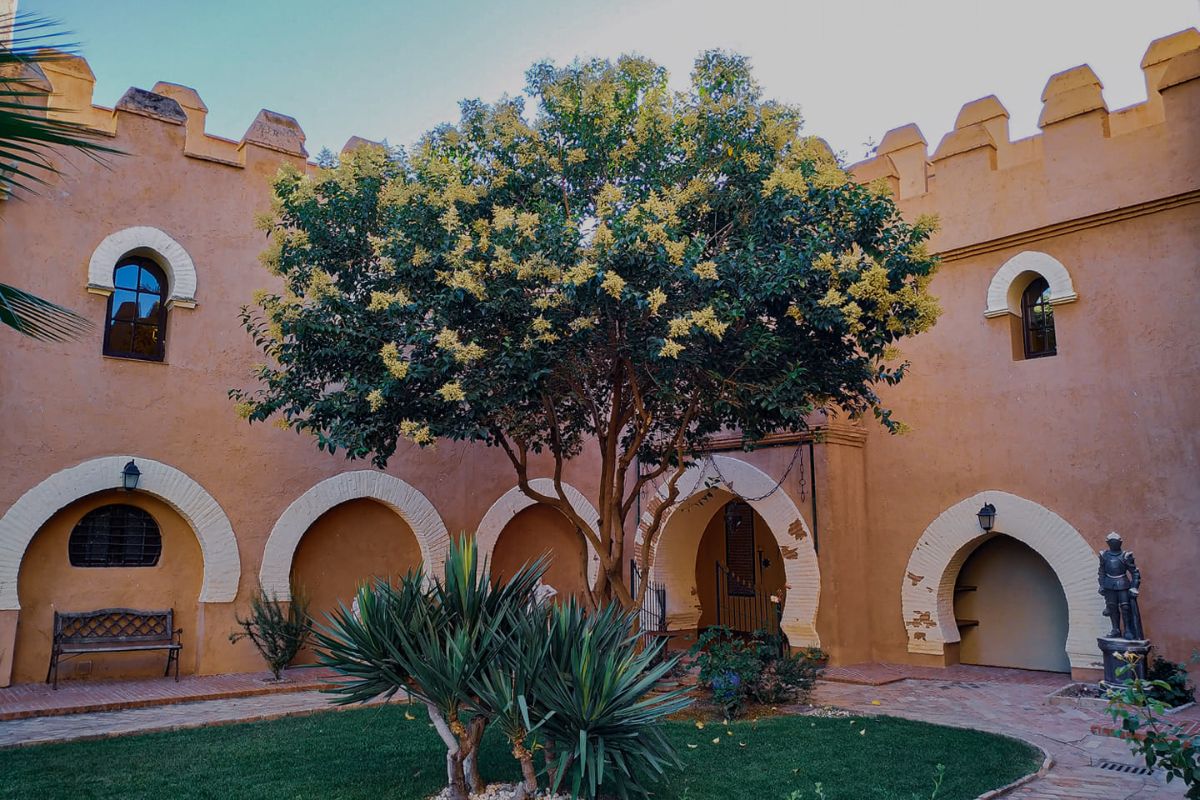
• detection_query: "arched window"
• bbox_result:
[1021,276,1057,358]
[103,257,167,361]
[69,504,162,567]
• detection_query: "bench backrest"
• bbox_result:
[53,608,174,645]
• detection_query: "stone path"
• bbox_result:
[814,676,1189,799]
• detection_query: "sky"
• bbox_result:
[20,0,1200,162]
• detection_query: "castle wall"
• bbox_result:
[0,30,1196,683]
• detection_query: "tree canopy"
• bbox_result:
[234,52,940,606]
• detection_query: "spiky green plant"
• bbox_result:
[314,535,546,800]
[228,584,312,681]
[1,12,121,341]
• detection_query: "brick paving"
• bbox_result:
[0,666,338,720]
[822,661,1072,687]
[812,668,1190,799]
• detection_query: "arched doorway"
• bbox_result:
[638,455,820,648]
[953,535,1070,672]
[290,498,424,662]
[14,490,203,683]
[693,495,787,635]
[490,504,588,600]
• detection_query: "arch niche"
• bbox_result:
[901,490,1105,672]
[87,226,199,309]
[635,455,820,647]
[259,471,449,602]
[0,456,240,685]
[984,250,1077,319]
[474,479,601,596]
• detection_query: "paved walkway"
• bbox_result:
[0,664,1195,799]
[814,671,1192,799]
[0,667,338,720]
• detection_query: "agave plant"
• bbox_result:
[538,600,692,800]
[1,12,121,341]
[314,535,546,800]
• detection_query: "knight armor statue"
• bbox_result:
[1098,532,1143,640]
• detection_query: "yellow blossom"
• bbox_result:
[668,317,693,338]
[411,246,431,267]
[818,288,844,308]
[563,260,598,286]
[693,260,718,280]
[437,382,466,402]
[367,389,385,412]
[659,339,684,358]
[595,183,623,218]
[813,253,837,272]
[592,224,614,249]
[646,287,667,316]
[566,147,587,165]
[235,402,255,420]
[379,342,410,379]
[601,270,626,299]
[306,269,338,301]
[663,238,688,266]
[568,317,595,332]
[690,306,729,338]
[400,419,434,446]
[761,165,807,197]
[440,206,462,233]
[882,345,902,361]
[786,303,803,322]
[492,206,515,231]
[273,417,290,430]
[516,212,540,240]
[368,289,410,311]
[532,316,552,333]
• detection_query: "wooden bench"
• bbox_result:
[47,608,182,689]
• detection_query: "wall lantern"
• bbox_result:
[976,502,996,532]
[121,460,141,492]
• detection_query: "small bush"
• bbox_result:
[689,626,825,717]
[1146,656,1195,708]
[230,585,312,680]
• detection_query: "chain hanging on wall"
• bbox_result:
[703,439,806,503]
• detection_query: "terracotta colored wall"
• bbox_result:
[955,536,1070,673]
[289,499,422,662]
[14,491,202,684]
[693,502,786,630]
[490,505,587,600]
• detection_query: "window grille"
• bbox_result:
[69,504,162,567]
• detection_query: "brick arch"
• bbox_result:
[984,250,1078,318]
[0,456,240,609]
[87,226,198,308]
[902,490,1104,671]
[635,455,820,647]
[259,471,449,600]
[474,479,601,585]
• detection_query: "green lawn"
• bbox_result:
[0,705,1040,800]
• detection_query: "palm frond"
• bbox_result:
[0,282,92,341]
[0,11,124,197]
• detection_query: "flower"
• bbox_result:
[659,339,684,358]
[601,270,626,299]
[646,287,667,316]
[366,389,385,412]
[437,382,466,402]
[693,260,718,280]
[379,343,410,379]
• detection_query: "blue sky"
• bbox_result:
[21,0,1200,160]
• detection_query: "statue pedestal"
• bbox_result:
[1097,637,1151,687]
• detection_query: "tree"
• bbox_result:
[1,12,119,340]
[234,52,940,609]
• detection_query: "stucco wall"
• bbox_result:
[490,504,587,599]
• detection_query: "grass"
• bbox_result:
[0,704,1041,800]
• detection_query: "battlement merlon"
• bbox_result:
[28,50,308,170]
[849,28,1200,254]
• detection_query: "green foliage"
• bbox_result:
[0,13,116,341]
[1106,654,1200,797]
[233,50,942,607]
[536,601,692,799]
[1145,655,1195,708]
[689,626,824,717]
[228,585,312,680]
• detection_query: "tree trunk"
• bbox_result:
[463,716,487,794]
[543,739,559,791]
[426,703,468,799]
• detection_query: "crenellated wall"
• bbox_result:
[0,30,1197,684]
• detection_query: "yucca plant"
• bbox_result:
[1,12,121,341]
[314,535,546,800]
[538,600,692,799]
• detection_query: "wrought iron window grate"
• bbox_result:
[69,504,162,567]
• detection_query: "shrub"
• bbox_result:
[1145,656,1195,708]
[229,585,312,680]
[1106,653,1200,798]
[690,626,825,717]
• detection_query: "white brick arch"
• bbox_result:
[259,471,449,600]
[902,490,1105,671]
[87,226,198,308]
[0,456,240,609]
[984,251,1078,318]
[474,479,601,585]
[636,455,820,647]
